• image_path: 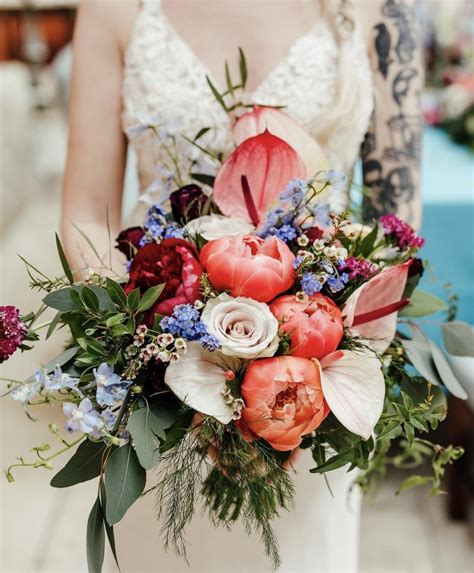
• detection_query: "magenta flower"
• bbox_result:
[0,306,27,363]
[342,257,377,280]
[379,214,425,249]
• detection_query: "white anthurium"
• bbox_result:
[164,342,240,424]
[317,350,385,440]
[202,293,279,359]
[185,214,254,241]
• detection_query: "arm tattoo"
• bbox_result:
[362,0,422,226]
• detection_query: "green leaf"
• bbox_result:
[238,47,248,88]
[310,454,348,474]
[152,313,164,332]
[205,75,227,112]
[35,346,79,380]
[55,233,74,284]
[224,60,234,96]
[104,520,119,571]
[150,402,177,435]
[88,286,116,311]
[46,311,62,340]
[404,422,415,447]
[397,475,432,495]
[105,313,126,328]
[400,290,447,317]
[193,127,210,142]
[137,284,165,312]
[71,220,104,264]
[127,406,161,470]
[358,224,379,257]
[110,324,130,338]
[106,277,127,308]
[51,440,106,488]
[442,321,474,358]
[127,288,141,312]
[81,286,100,312]
[428,339,468,400]
[87,496,105,573]
[191,172,216,187]
[104,443,146,525]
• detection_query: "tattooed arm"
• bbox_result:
[361,0,423,229]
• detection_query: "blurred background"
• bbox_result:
[0,0,473,571]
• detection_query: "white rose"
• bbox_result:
[185,214,254,241]
[202,294,279,359]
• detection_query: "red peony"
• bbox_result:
[125,239,203,317]
[115,226,145,260]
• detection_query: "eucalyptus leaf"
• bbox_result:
[104,443,146,525]
[51,439,106,488]
[127,406,161,470]
[86,497,105,573]
[442,321,474,357]
[137,284,165,312]
[428,339,468,400]
[43,288,77,312]
[400,290,447,317]
[55,233,74,284]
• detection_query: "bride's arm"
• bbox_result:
[61,1,136,277]
[360,0,423,229]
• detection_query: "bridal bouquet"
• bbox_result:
[1,57,466,571]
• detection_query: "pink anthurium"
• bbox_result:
[317,350,385,440]
[342,262,411,353]
[233,106,328,177]
[213,130,306,226]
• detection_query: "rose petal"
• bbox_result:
[319,350,385,440]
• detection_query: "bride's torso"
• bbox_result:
[122,0,374,210]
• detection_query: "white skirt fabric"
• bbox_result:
[116,450,361,572]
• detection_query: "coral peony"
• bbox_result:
[125,239,202,317]
[270,294,343,359]
[200,235,295,303]
[240,356,329,451]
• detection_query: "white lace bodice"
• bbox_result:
[122,0,374,212]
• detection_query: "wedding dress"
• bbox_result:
[117,1,374,571]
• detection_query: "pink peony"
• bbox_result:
[240,356,329,451]
[0,306,27,363]
[200,235,295,303]
[270,293,343,359]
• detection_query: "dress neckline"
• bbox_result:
[153,0,321,99]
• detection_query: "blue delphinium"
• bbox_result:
[327,276,346,293]
[160,304,219,351]
[301,272,323,296]
[94,363,130,408]
[280,178,308,206]
[63,398,103,437]
[44,366,81,394]
[267,223,298,243]
[163,222,185,239]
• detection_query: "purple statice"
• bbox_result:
[0,306,27,363]
[380,214,425,249]
[341,257,377,280]
[300,272,323,296]
[160,304,219,351]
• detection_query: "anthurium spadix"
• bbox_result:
[233,106,328,177]
[317,350,385,440]
[164,342,240,424]
[213,130,306,226]
[342,262,411,353]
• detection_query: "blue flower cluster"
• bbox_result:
[160,304,219,351]
[140,204,184,247]
[301,272,323,296]
[259,207,300,243]
[299,261,350,296]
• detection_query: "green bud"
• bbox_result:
[130,385,142,394]
[49,423,60,435]
[109,436,121,446]
[5,469,14,483]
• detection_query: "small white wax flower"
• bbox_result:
[297,235,309,247]
[158,351,170,363]
[174,338,187,351]
[157,333,174,347]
